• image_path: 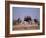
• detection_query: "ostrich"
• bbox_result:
[24,16,32,24]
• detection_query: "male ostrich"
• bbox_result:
[24,16,32,24]
[34,19,38,24]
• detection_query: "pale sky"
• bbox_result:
[13,7,40,21]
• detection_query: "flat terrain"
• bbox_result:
[13,24,39,30]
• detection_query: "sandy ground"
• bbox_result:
[13,23,39,31]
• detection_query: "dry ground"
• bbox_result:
[13,23,39,31]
